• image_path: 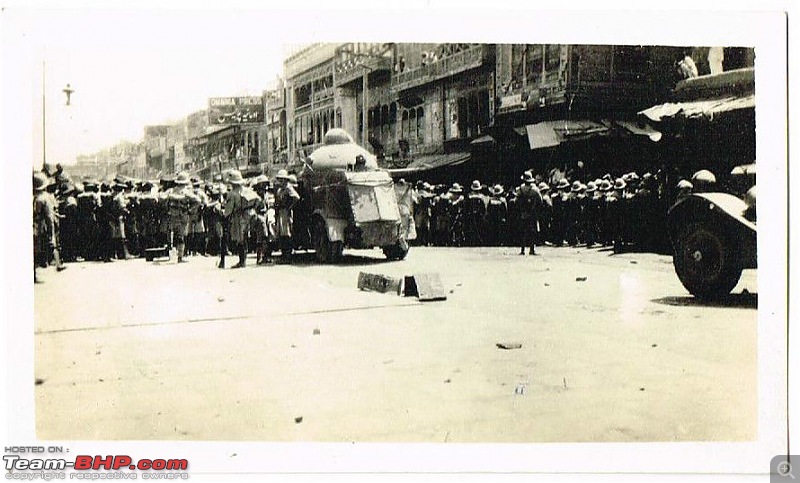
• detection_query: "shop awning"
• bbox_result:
[613,120,663,142]
[470,134,497,147]
[524,120,610,150]
[387,152,472,177]
[639,94,755,123]
[404,151,471,171]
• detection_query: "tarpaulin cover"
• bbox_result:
[639,94,755,123]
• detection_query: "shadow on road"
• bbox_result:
[283,251,393,268]
[651,292,758,309]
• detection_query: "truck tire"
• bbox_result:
[673,222,743,299]
[383,239,409,261]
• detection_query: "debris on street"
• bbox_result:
[496,342,523,350]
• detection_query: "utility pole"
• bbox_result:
[42,60,46,169]
[362,63,369,147]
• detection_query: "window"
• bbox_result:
[526,45,543,87]
[408,109,417,143]
[416,107,425,144]
[545,45,561,72]
[401,110,409,139]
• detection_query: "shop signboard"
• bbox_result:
[208,96,265,125]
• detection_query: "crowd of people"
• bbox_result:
[32,164,301,283]
[33,161,717,282]
[409,169,689,256]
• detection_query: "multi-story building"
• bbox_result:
[284,43,340,169]
[263,79,288,174]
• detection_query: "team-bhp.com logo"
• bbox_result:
[4,449,189,480]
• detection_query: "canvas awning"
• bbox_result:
[387,152,472,177]
[404,152,471,171]
[613,120,663,142]
[524,120,610,150]
[639,94,755,123]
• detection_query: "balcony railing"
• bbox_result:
[334,56,392,86]
[391,45,489,92]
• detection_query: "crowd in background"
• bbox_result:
[33,161,720,282]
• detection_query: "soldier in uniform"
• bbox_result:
[537,182,552,247]
[273,170,301,263]
[487,184,508,246]
[137,181,160,254]
[607,178,626,253]
[96,183,116,262]
[465,180,488,246]
[550,178,570,246]
[187,178,208,257]
[413,182,434,247]
[430,185,449,246]
[76,180,101,261]
[583,181,602,247]
[446,183,465,247]
[166,172,199,263]
[515,170,543,255]
[58,182,80,263]
[250,175,272,265]
[109,179,132,260]
[33,172,66,282]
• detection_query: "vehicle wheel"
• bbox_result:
[312,218,331,263]
[382,239,409,261]
[673,222,743,299]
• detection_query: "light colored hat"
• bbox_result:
[33,172,50,191]
[614,178,627,190]
[490,184,504,195]
[287,174,298,185]
[556,178,570,190]
[691,169,716,184]
[521,170,536,183]
[585,181,597,193]
[174,171,191,185]
[676,179,694,190]
[449,183,463,194]
[600,180,612,191]
[227,170,245,185]
[538,182,550,193]
[470,180,483,191]
[252,174,269,186]
[276,169,290,180]
[571,180,583,192]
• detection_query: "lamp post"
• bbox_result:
[41,59,74,170]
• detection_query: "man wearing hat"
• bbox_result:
[33,172,66,282]
[167,171,200,263]
[550,177,571,246]
[465,180,488,247]
[273,170,301,263]
[537,182,553,246]
[109,179,132,260]
[691,169,717,193]
[515,170,543,255]
[222,170,251,268]
[583,181,601,247]
[607,178,627,252]
[486,184,508,246]
[446,183,465,247]
[250,175,272,265]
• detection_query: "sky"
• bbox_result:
[3,9,287,166]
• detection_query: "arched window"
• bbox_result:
[381,104,389,138]
[416,107,425,144]
[401,110,409,139]
[409,109,417,144]
[389,103,397,125]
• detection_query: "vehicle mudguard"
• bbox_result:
[668,193,757,269]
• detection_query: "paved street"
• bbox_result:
[33,246,757,443]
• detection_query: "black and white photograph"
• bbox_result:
[2,2,793,481]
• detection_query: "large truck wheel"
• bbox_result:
[673,222,743,299]
[383,239,409,261]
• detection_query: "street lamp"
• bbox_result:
[41,59,74,169]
